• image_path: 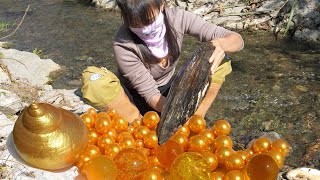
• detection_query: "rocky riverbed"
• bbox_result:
[0,46,319,179]
[93,0,320,43]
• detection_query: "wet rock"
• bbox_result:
[0,67,11,85]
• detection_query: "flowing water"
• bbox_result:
[1,0,319,168]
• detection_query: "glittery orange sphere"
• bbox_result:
[170,152,210,180]
[114,148,149,179]
[212,119,231,136]
[143,111,160,129]
[175,125,190,137]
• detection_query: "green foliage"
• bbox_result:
[284,0,298,36]
[0,21,15,32]
[32,48,43,57]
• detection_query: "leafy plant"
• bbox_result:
[32,48,43,57]
[0,21,15,32]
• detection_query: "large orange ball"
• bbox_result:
[156,140,184,168]
[188,115,206,133]
[212,119,231,136]
[114,148,149,179]
[170,152,210,180]
[143,111,160,129]
[95,116,112,134]
[96,112,110,120]
[85,155,117,180]
[136,167,164,180]
[131,118,143,128]
[236,150,251,164]
[246,154,279,180]
[106,129,118,140]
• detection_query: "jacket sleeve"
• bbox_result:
[113,43,161,105]
[171,7,233,42]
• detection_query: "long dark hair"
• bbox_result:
[116,0,180,64]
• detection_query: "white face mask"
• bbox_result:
[130,11,168,58]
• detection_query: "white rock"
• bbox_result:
[0,48,60,86]
[286,167,320,180]
[0,67,11,84]
[0,89,24,112]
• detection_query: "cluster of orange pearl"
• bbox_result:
[75,108,290,180]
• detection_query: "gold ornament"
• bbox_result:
[13,103,88,170]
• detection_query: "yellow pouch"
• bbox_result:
[211,61,232,85]
[81,66,122,110]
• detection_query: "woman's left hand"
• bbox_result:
[208,39,225,75]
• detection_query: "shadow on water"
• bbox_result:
[1,0,319,168]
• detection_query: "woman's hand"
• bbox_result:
[208,32,244,74]
[209,39,225,75]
